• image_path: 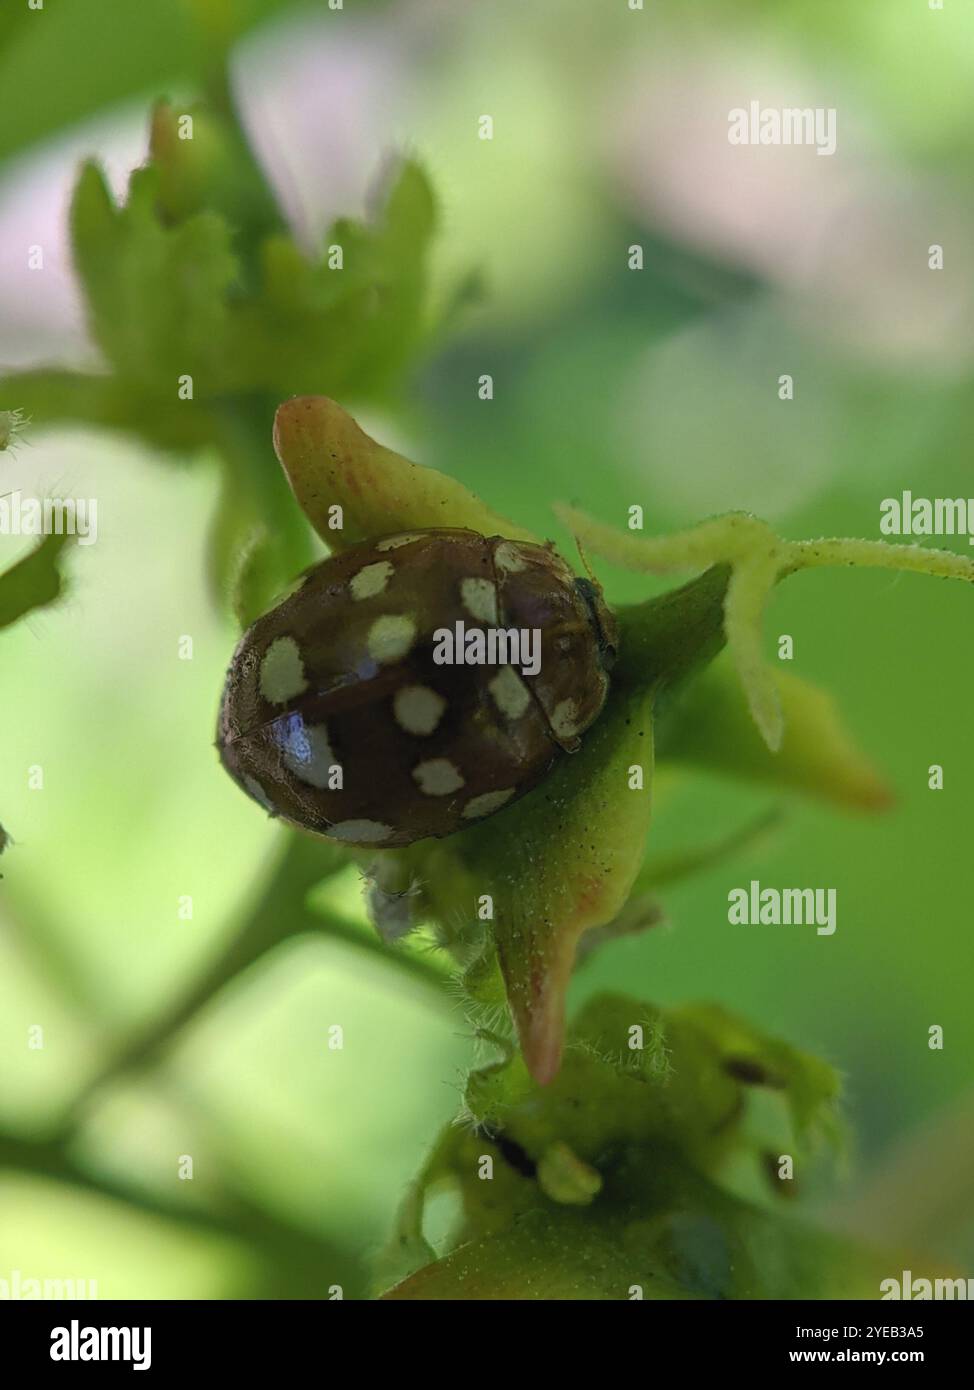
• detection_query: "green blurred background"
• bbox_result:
[1,0,972,1297]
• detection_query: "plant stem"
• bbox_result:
[59,831,443,1135]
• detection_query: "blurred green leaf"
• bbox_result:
[59,148,457,444]
[71,161,239,389]
[227,522,278,629]
[657,651,893,812]
[0,0,195,165]
[573,808,783,966]
[633,807,784,895]
[0,532,71,631]
[0,0,335,167]
[230,160,448,398]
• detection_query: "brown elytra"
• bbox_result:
[217,528,616,847]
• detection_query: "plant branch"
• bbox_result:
[58,830,443,1134]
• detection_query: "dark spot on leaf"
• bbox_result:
[725,1056,786,1088]
[493,1134,537,1179]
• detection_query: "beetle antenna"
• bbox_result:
[573,533,598,584]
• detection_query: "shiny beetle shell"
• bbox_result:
[217,528,617,848]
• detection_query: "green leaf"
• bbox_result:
[0,0,326,168]
[657,651,893,812]
[0,533,71,632]
[70,161,239,390]
[344,158,437,388]
[53,136,465,628]
[633,807,784,895]
[217,160,451,398]
[573,809,783,967]
[68,146,451,422]
[0,0,196,166]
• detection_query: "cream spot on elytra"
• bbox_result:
[259,636,308,703]
[460,577,498,624]
[394,685,446,736]
[367,614,417,664]
[327,819,393,844]
[350,561,394,601]
[376,533,422,552]
[550,698,580,741]
[277,717,338,789]
[488,665,531,720]
[494,541,528,573]
[462,788,516,819]
[412,758,465,796]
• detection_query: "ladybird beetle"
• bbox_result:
[217,528,617,848]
